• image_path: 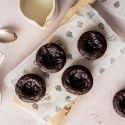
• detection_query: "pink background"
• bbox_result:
[0,0,125,125]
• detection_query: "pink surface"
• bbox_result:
[0,0,125,125]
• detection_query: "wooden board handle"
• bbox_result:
[61,0,96,25]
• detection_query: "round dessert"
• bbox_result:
[36,43,66,73]
[77,30,107,60]
[62,65,93,95]
[15,74,46,103]
[113,89,125,117]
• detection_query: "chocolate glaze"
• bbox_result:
[36,43,66,73]
[113,89,125,117]
[62,65,93,95]
[78,30,107,60]
[15,74,46,103]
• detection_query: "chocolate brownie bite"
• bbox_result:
[36,43,66,73]
[78,30,107,60]
[15,74,46,103]
[113,89,125,117]
[62,65,93,95]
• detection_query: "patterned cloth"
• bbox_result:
[96,0,125,20]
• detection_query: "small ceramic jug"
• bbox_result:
[19,0,58,28]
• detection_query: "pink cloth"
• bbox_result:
[0,0,125,125]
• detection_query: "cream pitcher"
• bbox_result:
[19,0,59,28]
[19,0,78,28]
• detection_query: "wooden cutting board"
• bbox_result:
[61,0,96,25]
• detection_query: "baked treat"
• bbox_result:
[15,74,46,103]
[36,43,66,73]
[62,65,93,95]
[77,30,107,60]
[113,89,125,117]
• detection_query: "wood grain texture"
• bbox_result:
[49,99,77,125]
[61,0,96,25]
